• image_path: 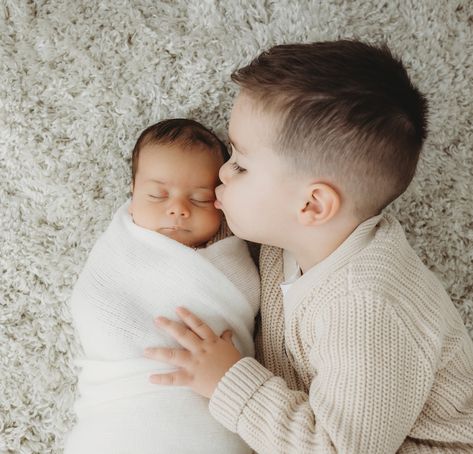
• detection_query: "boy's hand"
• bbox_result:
[143,306,242,398]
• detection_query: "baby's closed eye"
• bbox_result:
[149,194,167,199]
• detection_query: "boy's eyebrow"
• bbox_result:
[228,135,247,155]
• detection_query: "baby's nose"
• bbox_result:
[166,200,190,218]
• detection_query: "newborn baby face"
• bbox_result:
[129,142,224,248]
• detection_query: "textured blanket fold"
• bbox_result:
[64,200,259,454]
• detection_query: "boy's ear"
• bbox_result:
[297,183,340,227]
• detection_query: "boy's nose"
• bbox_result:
[219,162,229,184]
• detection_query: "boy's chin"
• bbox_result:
[236,228,285,248]
[228,224,259,243]
[224,215,269,244]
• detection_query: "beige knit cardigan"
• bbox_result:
[209,213,473,453]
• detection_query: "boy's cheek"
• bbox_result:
[220,184,251,217]
[224,208,255,241]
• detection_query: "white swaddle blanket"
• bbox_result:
[64,200,260,454]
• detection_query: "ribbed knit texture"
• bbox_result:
[209,213,473,453]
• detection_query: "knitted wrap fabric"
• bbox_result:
[65,201,259,454]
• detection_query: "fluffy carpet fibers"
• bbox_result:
[1,0,472,452]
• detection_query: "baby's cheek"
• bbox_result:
[209,208,223,228]
[201,209,222,235]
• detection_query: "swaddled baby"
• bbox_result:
[64,119,260,454]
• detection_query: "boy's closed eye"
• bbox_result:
[230,162,246,173]
[228,144,247,173]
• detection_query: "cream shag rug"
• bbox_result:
[1,1,472,452]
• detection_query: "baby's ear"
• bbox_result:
[128,184,133,215]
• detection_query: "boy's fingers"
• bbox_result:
[149,370,191,386]
[144,347,190,367]
[175,306,217,342]
[154,316,201,351]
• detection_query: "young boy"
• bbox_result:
[65,119,259,454]
[143,41,473,453]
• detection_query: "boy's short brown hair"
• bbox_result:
[232,40,429,219]
[131,118,229,187]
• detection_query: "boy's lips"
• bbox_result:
[214,185,224,209]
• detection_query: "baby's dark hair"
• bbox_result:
[232,40,429,219]
[131,118,229,186]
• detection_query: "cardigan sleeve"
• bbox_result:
[209,291,432,453]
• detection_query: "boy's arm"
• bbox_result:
[209,292,432,454]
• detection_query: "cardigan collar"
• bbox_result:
[283,212,385,320]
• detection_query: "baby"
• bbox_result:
[64,119,259,454]
[128,118,226,248]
